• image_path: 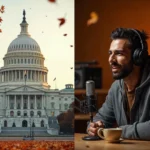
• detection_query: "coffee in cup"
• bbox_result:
[97,128,122,142]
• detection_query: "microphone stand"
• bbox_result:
[82,109,100,141]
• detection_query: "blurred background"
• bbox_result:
[75,0,150,133]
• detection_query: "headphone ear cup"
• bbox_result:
[133,49,148,66]
[133,49,141,66]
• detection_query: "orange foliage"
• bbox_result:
[58,18,66,27]
[0,141,74,150]
[48,0,56,3]
[0,5,5,33]
[87,11,99,26]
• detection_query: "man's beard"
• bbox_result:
[111,61,133,80]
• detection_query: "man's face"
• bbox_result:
[108,39,133,79]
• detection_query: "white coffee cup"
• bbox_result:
[97,128,122,141]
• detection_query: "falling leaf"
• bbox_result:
[58,18,66,27]
[0,29,2,32]
[1,5,5,11]
[0,5,5,13]
[70,67,73,69]
[70,45,73,47]
[63,33,67,36]
[48,0,56,3]
[87,11,99,26]
[0,17,3,23]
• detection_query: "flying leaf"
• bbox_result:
[70,67,73,69]
[58,18,66,27]
[48,0,56,3]
[70,45,73,47]
[0,29,2,33]
[1,5,5,11]
[0,5,5,13]
[87,11,99,26]
[63,33,67,36]
[0,17,3,23]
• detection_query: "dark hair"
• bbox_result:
[110,28,149,53]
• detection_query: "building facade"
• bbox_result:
[0,10,74,136]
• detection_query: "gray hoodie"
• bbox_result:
[90,57,150,140]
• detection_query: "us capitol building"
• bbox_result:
[0,11,74,136]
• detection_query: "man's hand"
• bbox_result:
[87,121,104,136]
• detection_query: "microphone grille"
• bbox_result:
[86,80,95,96]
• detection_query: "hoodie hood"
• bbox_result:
[138,56,150,88]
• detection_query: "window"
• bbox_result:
[17,111,21,116]
[10,111,14,117]
[64,104,68,110]
[37,111,41,117]
[17,71,19,79]
[24,111,27,116]
[24,100,27,109]
[4,120,7,127]
[41,120,44,127]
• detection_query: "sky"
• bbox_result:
[0,0,74,90]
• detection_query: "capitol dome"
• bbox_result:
[7,10,41,53]
[8,36,41,52]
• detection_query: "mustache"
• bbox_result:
[110,62,121,67]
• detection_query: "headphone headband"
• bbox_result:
[130,28,144,50]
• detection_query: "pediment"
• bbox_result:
[6,85,45,93]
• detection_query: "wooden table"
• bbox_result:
[75,133,150,150]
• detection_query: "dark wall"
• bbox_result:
[75,0,150,89]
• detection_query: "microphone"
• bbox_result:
[86,80,96,122]
[82,80,100,141]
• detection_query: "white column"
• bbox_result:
[42,95,44,109]
[21,95,23,109]
[31,71,32,81]
[27,70,28,80]
[7,71,8,81]
[4,72,5,82]
[8,95,10,109]
[35,95,37,109]
[14,95,16,109]
[46,73,47,82]
[12,71,13,81]
[15,70,16,81]
[34,70,36,81]
[8,71,10,81]
[37,71,40,81]
[41,72,42,81]
[0,73,1,82]
[28,95,30,109]
[19,70,21,81]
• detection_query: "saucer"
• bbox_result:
[106,138,124,143]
